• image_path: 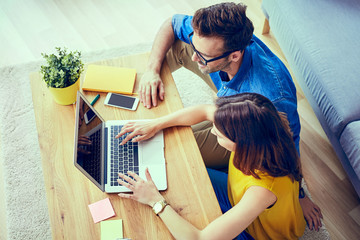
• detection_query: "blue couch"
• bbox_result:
[261,0,360,197]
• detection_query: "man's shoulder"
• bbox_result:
[246,37,293,90]
[172,14,193,43]
[172,14,193,26]
[248,35,272,53]
[247,35,289,75]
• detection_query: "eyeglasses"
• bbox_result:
[187,32,237,66]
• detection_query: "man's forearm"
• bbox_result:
[147,18,175,74]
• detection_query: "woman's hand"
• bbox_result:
[117,169,164,207]
[77,135,92,155]
[299,196,323,231]
[115,121,160,145]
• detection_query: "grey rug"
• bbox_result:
[0,44,330,239]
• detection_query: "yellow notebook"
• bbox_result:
[82,64,137,95]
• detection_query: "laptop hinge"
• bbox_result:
[104,126,108,185]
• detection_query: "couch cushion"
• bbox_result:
[262,0,360,138]
[340,121,360,180]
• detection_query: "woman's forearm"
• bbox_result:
[158,205,201,240]
[156,104,216,131]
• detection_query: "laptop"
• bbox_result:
[73,91,167,193]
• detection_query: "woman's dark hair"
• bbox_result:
[192,2,254,52]
[214,93,302,182]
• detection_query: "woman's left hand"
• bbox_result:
[117,168,164,207]
[299,196,323,231]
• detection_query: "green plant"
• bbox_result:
[40,47,84,88]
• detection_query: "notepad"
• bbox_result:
[82,64,137,95]
[88,198,116,223]
[101,219,123,240]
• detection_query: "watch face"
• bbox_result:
[299,188,305,198]
[154,203,162,213]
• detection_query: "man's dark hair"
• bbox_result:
[192,2,254,52]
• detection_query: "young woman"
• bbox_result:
[116,93,306,239]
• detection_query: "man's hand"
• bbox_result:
[299,196,323,231]
[139,71,165,109]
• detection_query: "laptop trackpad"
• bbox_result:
[141,139,164,164]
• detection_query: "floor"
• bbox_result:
[1,0,359,239]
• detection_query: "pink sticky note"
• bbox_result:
[88,198,116,223]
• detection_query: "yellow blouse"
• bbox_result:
[227,152,306,239]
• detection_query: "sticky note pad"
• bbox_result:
[88,198,115,223]
[101,219,123,240]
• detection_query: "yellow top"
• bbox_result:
[228,152,306,239]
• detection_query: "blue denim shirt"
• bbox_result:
[172,14,301,152]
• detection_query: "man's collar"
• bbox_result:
[219,46,251,90]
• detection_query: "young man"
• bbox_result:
[137,2,322,231]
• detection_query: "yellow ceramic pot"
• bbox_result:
[48,79,80,105]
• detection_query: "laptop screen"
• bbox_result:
[74,92,105,191]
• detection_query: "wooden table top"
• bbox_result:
[30,53,221,239]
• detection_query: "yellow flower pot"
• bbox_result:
[48,79,80,105]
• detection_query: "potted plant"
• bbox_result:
[40,47,84,105]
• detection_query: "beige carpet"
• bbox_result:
[0,44,329,239]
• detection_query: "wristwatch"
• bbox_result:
[299,187,305,199]
[152,199,169,215]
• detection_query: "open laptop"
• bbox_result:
[73,91,167,193]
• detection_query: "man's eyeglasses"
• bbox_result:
[187,32,237,66]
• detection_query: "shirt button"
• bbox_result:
[223,86,226,89]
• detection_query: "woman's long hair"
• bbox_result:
[214,93,302,182]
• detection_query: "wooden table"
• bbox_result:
[30,53,222,239]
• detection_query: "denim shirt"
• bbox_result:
[172,14,301,152]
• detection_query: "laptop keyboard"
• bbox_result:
[110,125,139,186]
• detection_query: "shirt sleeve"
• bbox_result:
[172,14,194,44]
[272,98,301,154]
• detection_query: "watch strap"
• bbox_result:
[299,187,305,199]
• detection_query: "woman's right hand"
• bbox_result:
[115,121,160,145]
